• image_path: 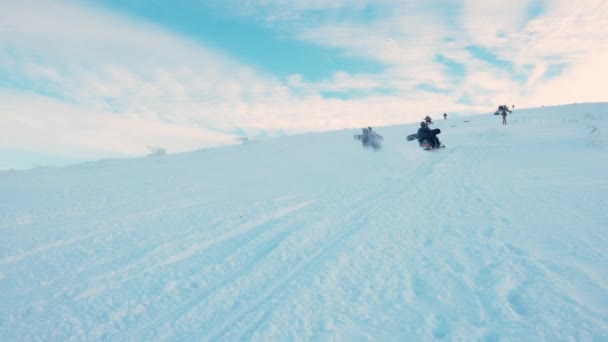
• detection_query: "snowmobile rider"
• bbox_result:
[361,127,371,146]
[360,126,383,150]
[417,122,440,148]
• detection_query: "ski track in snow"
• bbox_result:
[119,200,319,340]
[1,104,608,340]
[203,153,452,341]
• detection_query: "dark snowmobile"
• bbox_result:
[407,123,444,151]
[354,127,383,150]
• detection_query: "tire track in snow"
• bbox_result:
[78,200,315,301]
[452,148,547,326]
[0,229,106,267]
[0,198,229,310]
[203,194,391,341]
[0,198,305,330]
[19,148,451,341]
[198,150,455,341]
[155,201,315,269]
[126,181,384,339]
[350,147,490,339]
[118,147,452,341]
[426,147,521,329]
[118,200,315,341]
[0,197,212,267]
[417,145,606,338]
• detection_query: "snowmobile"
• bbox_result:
[406,129,445,151]
[354,127,383,151]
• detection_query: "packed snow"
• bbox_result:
[1,103,607,341]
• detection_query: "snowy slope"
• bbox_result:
[1,103,607,341]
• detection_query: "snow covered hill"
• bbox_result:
[1,103,607,340]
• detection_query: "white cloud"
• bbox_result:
[0,0,308,158]
[0,90,238,157]
[260,0,608,108]
[526,52,608,107]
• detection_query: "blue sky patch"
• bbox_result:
[435,54,466,79]
[85,0,385,81]
[415,83,450,95]
[435,1,462,30]
[0,68,75,105]
[321,87,399,100]
[466,45,530,83]
[544,63,567,79]
[526,1,546,22]
[466,45,512,70]
[457,93,473,106]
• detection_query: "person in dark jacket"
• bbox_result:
[417,122,428,139]
[418,122,442,148]
[361,127,371,146]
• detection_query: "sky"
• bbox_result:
[1,103,607,340]
[1,0,608,168]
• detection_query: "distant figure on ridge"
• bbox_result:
[443,113,447,120]
[501,110,508,125]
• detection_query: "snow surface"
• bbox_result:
[1,103,607,341]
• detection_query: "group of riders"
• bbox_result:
[358,114,444,150]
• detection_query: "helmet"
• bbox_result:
[420,122,427,128]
